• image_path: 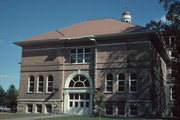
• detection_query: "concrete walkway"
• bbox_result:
[3,114,66,120]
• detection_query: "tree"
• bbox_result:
[94,91,106,119]
[146,0,180,119]
[5,84,18,108]
[0,85,6,106]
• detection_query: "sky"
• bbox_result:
[0,0,166,90]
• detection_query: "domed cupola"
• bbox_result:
[121,5,132,24]
[121,11,132,24]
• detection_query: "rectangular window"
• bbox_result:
[47,75,53,93]
[28,76,34,93]
[46,104,52,113]
[106,81,113,92]
[106,103,113,115]
[118,81,125,92]
[27,104,33,113]
[36,104,42,113]
[70,101,73,107]
[130,80,138,92]
[130,105,137,116]
[170,86,176,100]
[38,76,44,93]
[118,104,125,116]
[70,48,90,63]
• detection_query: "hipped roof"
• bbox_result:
[20,18,148,42]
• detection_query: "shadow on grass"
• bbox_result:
[0,113,44,119]
[37,116,141,120]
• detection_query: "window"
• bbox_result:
[129,105,137,116]
[129,73,138,93]
[37,75,44,93]
[36,104,42,113]
[46,104,52,113]
[105,74,113,93]
[106,103,113,115]
[27,104,33,113]
[170,86,176,100]
[118,73,125,92]
[47,75,53,92]
[69,93,90,108]
[70,48,90,63]
[69,75,90,87]
[28,76,34,93]
[117,104,125,116]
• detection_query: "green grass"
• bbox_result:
[0,113,140,120]
[0,113,43,119]
[38,116,140,120]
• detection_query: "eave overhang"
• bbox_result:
[13,30,155,47]
[13,30,171,63]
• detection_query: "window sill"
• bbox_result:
[116,91,125,94]
[129,91,138,93]
[69,62,90,65]
[27,92,34,94]
[46,92,53,94]
[36,92,43,94]
[104,92,113,94]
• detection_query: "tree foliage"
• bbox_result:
[0,85,6,106]
[146,0,180,118]
[5,84,18,108]
[0,84,18,108]
[94,91,106,119]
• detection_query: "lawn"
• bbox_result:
[0,113,140,120]
[38,116,140,120]
[0,112,43,119]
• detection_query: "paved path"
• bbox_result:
[3,114,66,120]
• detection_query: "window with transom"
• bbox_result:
[129,73,138,93]
[118,73,125,92]
[69,75,90,87]
[28,76,34,93]
[105,74,113,93]
[47,75,53,92]
[170,86,176,100]
[70,48,90,63]
[37,75,44,93]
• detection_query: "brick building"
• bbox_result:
[14,11,174,118]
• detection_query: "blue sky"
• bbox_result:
[0,0,166,90]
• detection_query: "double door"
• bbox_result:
[68,93,90,115]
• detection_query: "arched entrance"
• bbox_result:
[63,72,93,115]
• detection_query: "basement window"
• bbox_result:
[27,104,33,113]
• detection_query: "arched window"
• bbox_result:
[28,76,34,93]
[37,75,44,92]
[129,73,138,92]
[69,75,89,87]
[105,74,113,93]
[118,73,125,92]
[47,75,53,92]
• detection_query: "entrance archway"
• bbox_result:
[63,72,93,115]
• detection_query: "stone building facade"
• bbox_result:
[14,17,173,118]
